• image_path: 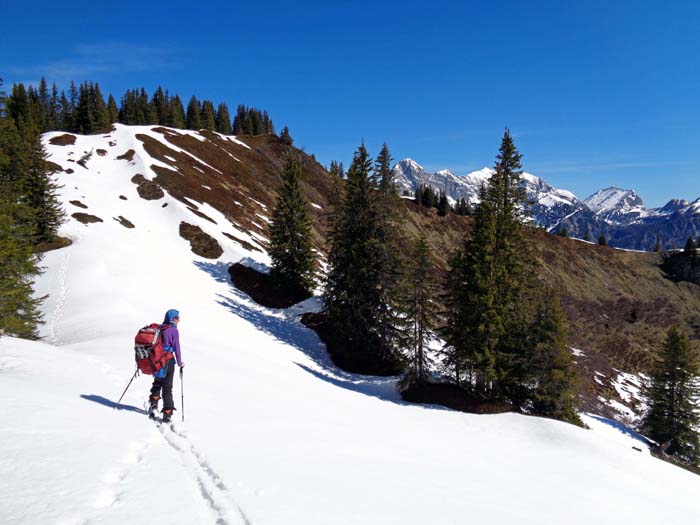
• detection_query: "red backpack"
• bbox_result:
[134,323,173,375]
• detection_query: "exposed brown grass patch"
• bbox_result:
[72,212,103,224]
[49,134,76,146]
[69,200,88,209]
[114,216,135,229]
[179,222,223,259]
[117,149,135,161]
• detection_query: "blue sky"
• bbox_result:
[3,0,699,206]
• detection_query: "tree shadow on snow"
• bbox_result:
[586,414,654,446]
[80,394,147,415]
[193,260,449,412]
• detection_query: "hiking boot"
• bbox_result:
[162,408,174,423]
[148,395,160,419]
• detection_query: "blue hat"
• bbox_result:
[163,309,180,325]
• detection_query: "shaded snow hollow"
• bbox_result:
[0,126,698,524]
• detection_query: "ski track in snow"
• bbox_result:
[158,423,251,525]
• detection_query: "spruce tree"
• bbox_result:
[598,234,607,246]
[215,103,232,135]
[269,151,316,294]
[530,291,581,425]
[399,235,438,389]
[438,192,450,216]
[684,236,696,255]
[22,130,65,243]
[168,96,186,129]
[373,143,402,362]
[0,110,43,338]
[107,94,119,124]
[186,96,202,129]
[642,326,700,465]
[280,126,293,146]
[200,100,216,131]
[323,143,396,372]
[443,130,551,407]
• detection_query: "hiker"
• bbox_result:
[149,309,185,422]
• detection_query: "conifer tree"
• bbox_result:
[200,100,216,131]
[0,107,43,338]
[583,227,592,242]
[107,94,119,124]
[186,96,201,129]
[399,235,438,389]
[598,234,607,246]
[169,95,186,129]
[530,291,581,425]
[215,103,232,135]
[329,160,344,178]
[684,235,696,255]
[22,131,65,243]
[280,126,293,146]
[269,151,316,294]
[642,326,700,465]
[443,130,555,408]
[653,234,662,252]
[438,192,450,216]
[323,143,397,372]
[373,143,402,362]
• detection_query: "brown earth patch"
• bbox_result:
[162,203,168,208]
[72,212,103,224]
[96,149,107,156]
[136,180,165,200]
[114,216,135,229]
[222,232,262,253]
[65,168,74,174]
[119,195,127,200]
[69,200,88,209]
[228,263,311,308]
[402,381,514,414]
[49,134,76,146]
[117,149,135,161]
[188,207,217,224]
[179,222,223,259]
[109,141,117,147]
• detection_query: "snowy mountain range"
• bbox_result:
[392,159,700,250]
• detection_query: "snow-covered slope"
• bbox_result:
[1,126,699,524]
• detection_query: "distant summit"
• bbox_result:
[391,158,700,250]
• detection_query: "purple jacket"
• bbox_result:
[161,325,182,366]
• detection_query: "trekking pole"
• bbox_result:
[116,368,139,406]
[180,367,185,422]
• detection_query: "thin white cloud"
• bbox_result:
[529,160,693,175]
[3,42,181,86]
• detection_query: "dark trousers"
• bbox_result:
[150,358,175,410]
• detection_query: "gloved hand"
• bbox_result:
[179,362,185,368]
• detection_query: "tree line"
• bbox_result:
[5,77,277,137]
[0,78,64,339]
